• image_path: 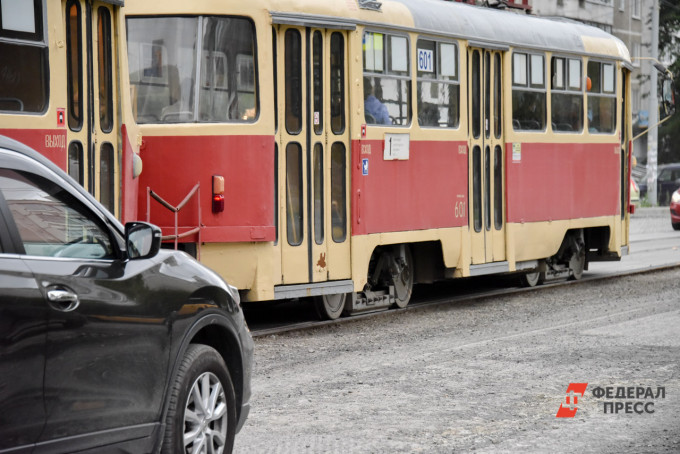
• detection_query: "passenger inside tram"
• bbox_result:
[363,77,390,125]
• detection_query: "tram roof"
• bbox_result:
[121,0,630,64]
[387,0,630,62]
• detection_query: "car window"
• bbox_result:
[0,169,114,259]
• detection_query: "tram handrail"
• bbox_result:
[146,183,202,259]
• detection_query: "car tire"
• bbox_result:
[162,344,237,454]
[673,222,680,231]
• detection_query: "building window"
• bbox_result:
[632,43,641,67]
[632,87,640,114]
[632,0,640,18]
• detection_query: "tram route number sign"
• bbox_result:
[383,133,410,160]
[417,49,434,73]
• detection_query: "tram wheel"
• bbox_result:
[391,245,414,309]
[567,246,586,281]
[314,293,348,320]
[519,269,545,288]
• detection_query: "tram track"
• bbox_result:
[249,262,680,337]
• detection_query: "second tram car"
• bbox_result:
[120,0,635,318]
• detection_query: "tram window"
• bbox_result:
[0,0,42,40]
[415,39,459,128]
[0,0,47,114]
[494,53,502,139]
[512,52,546,131]
[330,32,345,134]
[551,57,583,133]
[330,143,347,243]
[472,146,482,233]
[0,42,47,113]
[286,143,303,246]
[201,18,257,122]
[530,55,544,88]
[587,61,616,133]
[68,141,84,186]
[484,52,491,139]
[363,31,410,126]
[312,31,323,135]
[66,0,82,129]
[100,143,114,213]
[126,16,257,124]
[285,28,302,134]
[274,143,279,245]
[471,50,481,139]
[493,145,503,230]
[484,146,491,231]
[97,7,113,133]
[313,143,324,245]
[273,29,278,133]
[127,17,197,123]
[513,53,527,86]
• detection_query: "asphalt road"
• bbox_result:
[234,210,680,453]
[588,207,680,275]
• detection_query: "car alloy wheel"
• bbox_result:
[163,344,236,454]
[184,371,228,453]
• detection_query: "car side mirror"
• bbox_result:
[125,222,162,260]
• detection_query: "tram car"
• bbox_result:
[0,0,637,320]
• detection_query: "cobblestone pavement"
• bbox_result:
[234,211,680,454]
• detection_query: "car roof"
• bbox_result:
[0,135,124,232]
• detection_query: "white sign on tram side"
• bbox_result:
[417,48,434,73]
[384,133,410,160]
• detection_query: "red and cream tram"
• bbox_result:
[0,0,639,319]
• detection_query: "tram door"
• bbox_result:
[64,0,120,217]
[620,69,630,243]
[278,26,351,284]
[468,48,506,264]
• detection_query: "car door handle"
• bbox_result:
[47,288,80,312]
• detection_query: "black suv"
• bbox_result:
[0,136,252,453]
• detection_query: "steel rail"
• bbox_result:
[249,263,680,338]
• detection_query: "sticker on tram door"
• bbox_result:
[362,158,369,176]
[57,108,66,128]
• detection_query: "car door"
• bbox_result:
[0,162,170,451]
[0,189,47,454]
